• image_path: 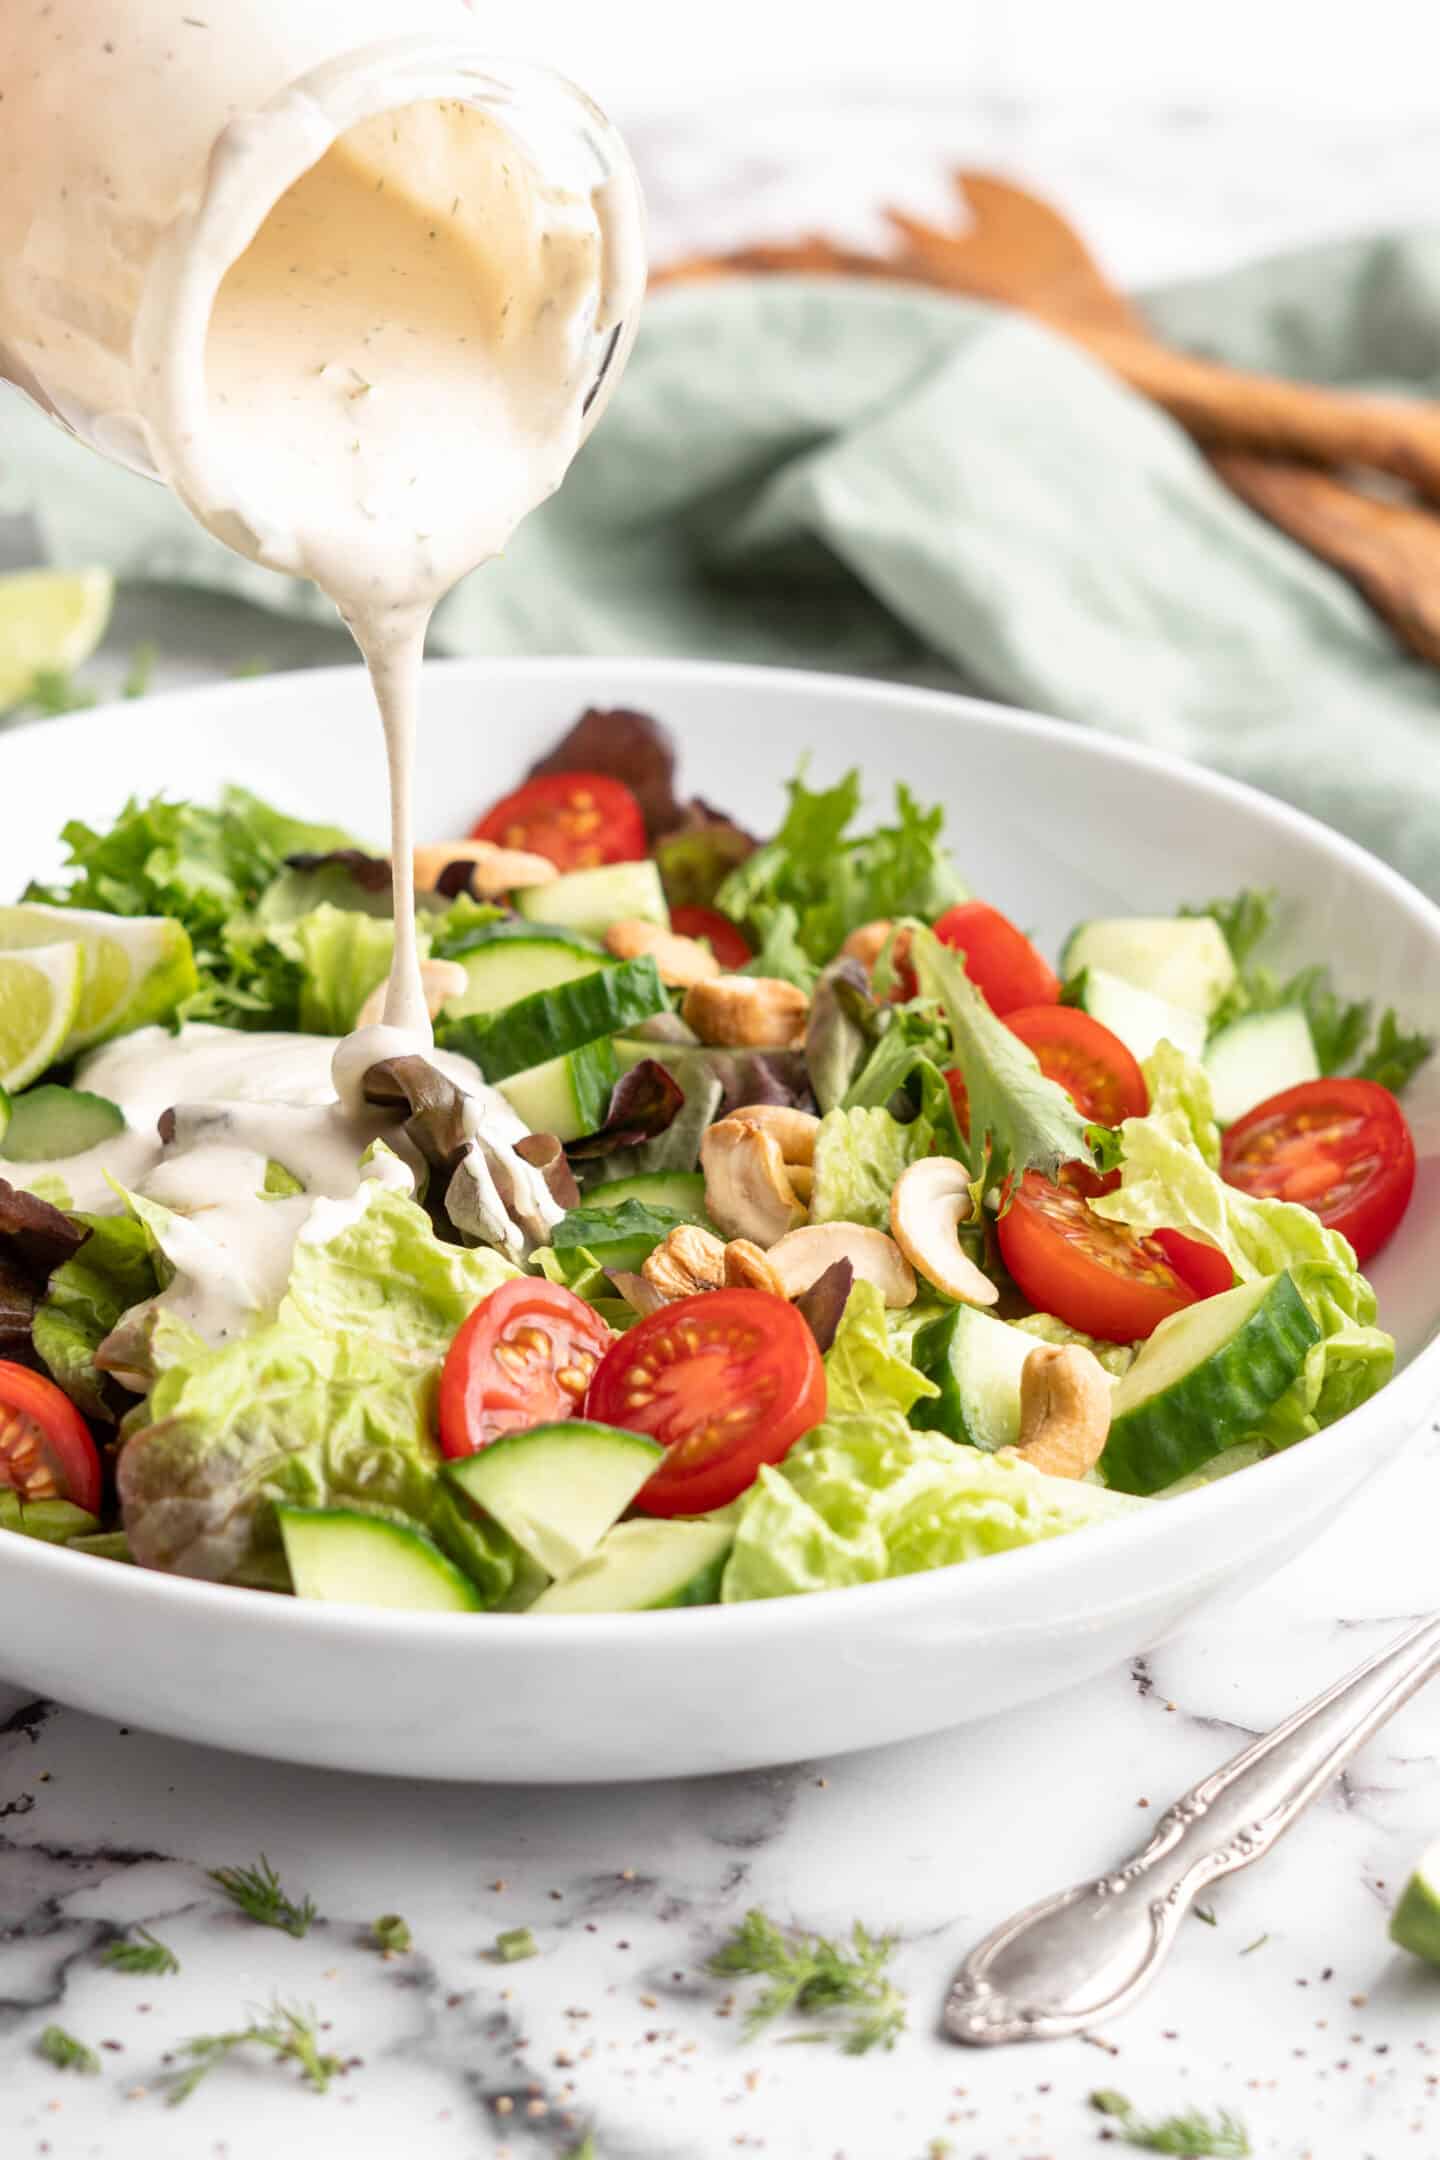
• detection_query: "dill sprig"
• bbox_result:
[708,1907,906,2054]
[1090,2089,1251,2155]
[208,1854,317,1938]
[165,1997,343,2105]
[37,2023,100,2074]
[103,1924,180,1976]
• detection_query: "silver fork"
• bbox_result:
[943,1613,1440,2045]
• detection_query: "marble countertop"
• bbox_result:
[8,89,1440,2160]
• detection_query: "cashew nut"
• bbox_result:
[605,918,721,989]
[767,1222,917,1308]
[889,1155,998,1308]
[682,974,809,1049]
[726,1103,820,1163]
[412,839,557,897]
[840,920,912,982]
[356,957,470,1031]
[608,1270,670,1319]
[641,1223,728,1299]
[1012,1342,1112,1480]
[723,1238,786,1296]
[700,1118,807,1246]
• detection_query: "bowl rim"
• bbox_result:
[6,651,1439,1649]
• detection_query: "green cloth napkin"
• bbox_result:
[6,229,1440,896]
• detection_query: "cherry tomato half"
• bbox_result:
[439,1280,614,1460]
[471,771,647,871]
[1152,1228,1234,1300]
[0,1362,101,1514]
[996,1172,1199,1342]
[1003,1005,1148,1126]
[586,1289,826,1516]
[1221,1077,1416,1265]
[932,901,1061,1015]
[669,904,753,969]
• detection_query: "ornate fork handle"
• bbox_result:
[944,1612,1440,2046]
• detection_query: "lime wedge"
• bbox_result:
[0,943,86,1091]
[1391,1842,1440,1964]
[0,568,114,710]
[0,904,197,1052]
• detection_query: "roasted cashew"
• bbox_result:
[641,1223,728,1299]
[766,1221,916,1308]
[841,920,912,982]
[1012,1342,1112,1480]
[889,1155,998,1308]
[682,974,809,1049]
[722,1238,786,1296]
[605,918,721,989]
[726,1103,820,1163]
[412,839,556,896]
[355,957,470,1031]
[700,1118,807,1246]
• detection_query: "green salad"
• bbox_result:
[0,707,1428,1614]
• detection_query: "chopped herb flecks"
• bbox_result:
[494,1926,539,1963]
[1089,2089,1251,2155]
[103,1925,180,1975]
[371,1912,412,1956]
[165,1997,343,2104]
[38,2024,100,2073]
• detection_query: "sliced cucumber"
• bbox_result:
[0,1084,125,1164]
[528,1516,732,1613]
[912,1304,1039,1452]
[444,1420,663,1582]
[1102,1272,1320,1495]
[66,1530,134,1563]
[1062,917,1236,1020]
[277,1505,482,1613]
[1070,966,1207,1066]
[0,1494,100,1544]
[516,859,668,940]
[1204,1007,1318,1126]
[442,955,668,1081]
[441,935,609,1023]
[585,1170,709,1220]
[497,1038,620,1141]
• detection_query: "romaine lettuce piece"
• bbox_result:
[722,1410,1145,1602]
[823,1279,939,1419]
[293,905,403,1036]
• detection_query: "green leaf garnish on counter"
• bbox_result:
[371,1913,412,1956]
[165,1998,343,2104]
[1089,2090,1250,2155]
[37,2024,100,2074]
[708,1907,906,2054]
[208,1854,317,1938]
[102,1925,179,1975]
[494,1926,539,1963]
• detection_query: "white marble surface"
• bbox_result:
[8,88,1440,2160]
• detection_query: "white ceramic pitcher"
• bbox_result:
[0,0,644,492]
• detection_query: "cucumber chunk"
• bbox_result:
[1204,1008,1319,1126]
[1070,967,1207,1066]
[442,955,668,1080]
[444,1420,663,1582]
[0,1084,125,1163]
[516,859,668,940]
[497,1039,620,1141]
[912,1304,1039,1451]
[529,1517,733,1613]
[585,1170,709,1220]
[0,1494,100,1544]
[1390,1842,1440,1965]
[277,1505,482,1613]
[1101,1272,1320,1494]
[441,935,609,1023]
[1062,917,1236,1020]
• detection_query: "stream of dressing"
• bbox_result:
[194,96,613,1098]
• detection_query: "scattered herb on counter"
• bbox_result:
[37,2023,100,2074]
[208,1854,317,1938]
[566,2138,597,2160]
[370,1912,412,1957]
[707,1907,906,2055]
[494,1926,539,1963]
[1240,1934,1269,1956]
[122,642,157,699]
[1089,2089,1251,2156]
[103,1925,180,1976]
[1193,1905,1217,1927]
[164,1997,343,2105]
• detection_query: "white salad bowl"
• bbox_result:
[1,657,1438,1783]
